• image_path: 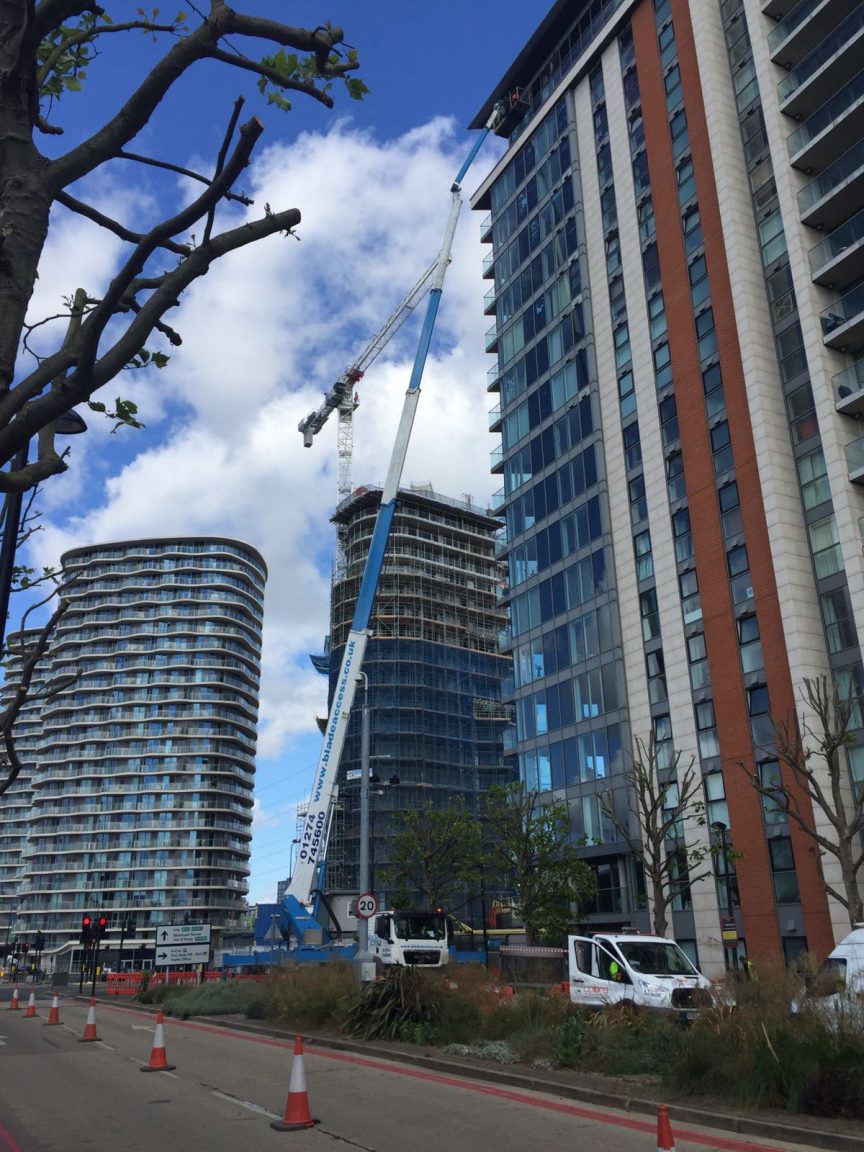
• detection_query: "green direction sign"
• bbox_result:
[156,923,211,947]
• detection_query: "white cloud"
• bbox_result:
[25,115,501,778]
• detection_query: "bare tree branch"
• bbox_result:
[55,191,192,256]
[0,597,70,796]
[116,150,253,206]
[741,675,864,925]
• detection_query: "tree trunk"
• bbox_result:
[0,2,51,394]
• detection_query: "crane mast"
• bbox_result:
[284,105,504,946]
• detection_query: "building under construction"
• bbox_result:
[325,484,515,921]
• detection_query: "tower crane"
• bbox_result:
[283,102,505,950]
[298,261,437,581]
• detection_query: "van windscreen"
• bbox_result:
[616,941,698,976]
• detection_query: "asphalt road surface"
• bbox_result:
[0,992,831,1152]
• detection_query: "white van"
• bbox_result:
[568,933,713,1021]
[799,926,864,1028]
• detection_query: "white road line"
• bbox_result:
[209,1090,279,1121]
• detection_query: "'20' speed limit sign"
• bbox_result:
[356,892,378,919]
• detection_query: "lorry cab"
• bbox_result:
[568,933,712,1021]
[369,909,451,967]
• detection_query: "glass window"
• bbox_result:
[797,448,830,511]
[667,452,686,502]
[809,515,844,579]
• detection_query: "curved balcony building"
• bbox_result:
[0,630,44,941]
[11,538,266,956]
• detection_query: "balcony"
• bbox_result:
[798,137,864,229]
[768,0,851,69]
[845,435,864,484]
[490,487,506,515]
[485,323,499,354]
[486,364,500,393]
[482,252,495,280]
[762,0,795,14]
[484,288,496,316]
[809,207,864,287]
[834,358,864,414]
[498,624,513,653]
[490,444,504,473]
[779,11,864,120]
[480,213,492,243]
[488,402,503,433]
[788,70,864,174]
[821,281,864,350]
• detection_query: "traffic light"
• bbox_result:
[95,915,108,941]
[20,942,29,955]
[34,931,45,952]
[80,914,92,944]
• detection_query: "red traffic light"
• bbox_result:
[82,915,92,927]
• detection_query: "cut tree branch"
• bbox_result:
[56,191,192,256]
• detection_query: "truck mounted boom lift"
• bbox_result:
[284,104,504,948]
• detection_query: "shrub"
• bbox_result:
[263,963,354,1030]
[345,967,436,1041]
[160,980,264,1019]
[661,962,864,1117]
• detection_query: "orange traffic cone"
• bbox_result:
[8,986,19,1011]
[657,1104,676,1151]
[45,995,61,1025]
[78,997,100,1042]
[24,990,36,1018]
[271,1035,319,1131]
[141,1009,176,1072]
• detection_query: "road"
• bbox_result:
[0,992,829,1152]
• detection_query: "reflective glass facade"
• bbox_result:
[472,0,864,973]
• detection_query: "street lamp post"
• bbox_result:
[711,820,738,971]
[354,672,377,985]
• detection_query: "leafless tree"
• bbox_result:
[742,675,864,927]
[0,1,365,495]
[601,734,715,938]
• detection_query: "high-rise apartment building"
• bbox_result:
[0,630,44,940]
[6,537,266,961]
[471,0,864,972]
[325,485,515,917]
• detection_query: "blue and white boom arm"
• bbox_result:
[285,105,504,925]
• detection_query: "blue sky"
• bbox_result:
[22,2,549,903]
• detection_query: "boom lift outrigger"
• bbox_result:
[283,104,505,949]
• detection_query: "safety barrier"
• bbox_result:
[106,970,200,996]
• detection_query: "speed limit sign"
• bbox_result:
[356,891,378,919]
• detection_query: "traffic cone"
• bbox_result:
[140,1009,176,1072]
[657,1104,676,1151]
[78,997,100,1042]
[8,986,18,1011]
[271,1035,319,1131]
[45,995,61,1025]
[24,990,36,1018]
